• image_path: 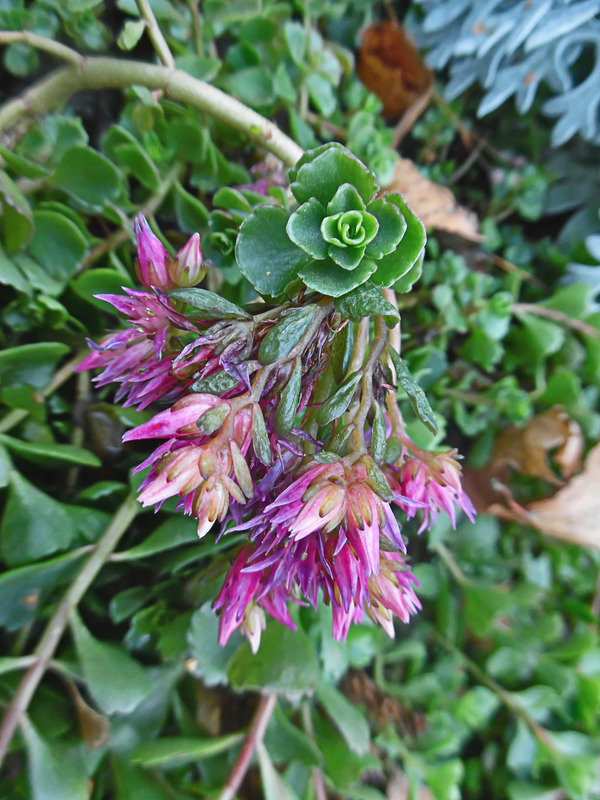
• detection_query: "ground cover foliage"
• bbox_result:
[0,2,599,799]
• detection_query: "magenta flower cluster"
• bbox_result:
[80,215,475,653]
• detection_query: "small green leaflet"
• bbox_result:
[387,346,438,434]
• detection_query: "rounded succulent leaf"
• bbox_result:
[321,210,378,249]
[326,183,366,215]
[290,145,378,207]
[328,241,366,271]
[286,198,328,260]
[298,257,377,298]
[370,193,426,288]
[364,198,407,260]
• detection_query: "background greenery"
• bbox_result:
[0,1,599,799]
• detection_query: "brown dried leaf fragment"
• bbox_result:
[357,23,432,120]
[386,158,482,242]
[491,406,584,484]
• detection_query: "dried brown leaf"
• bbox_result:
[387,158,482,242]
[357,23,432,120]
[491,407,584,484]
[66,678,110,750]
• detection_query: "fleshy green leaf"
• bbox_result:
[22,717,88,800]
[259,306,317,364]
[274,357,302,437]
[286,198,328,259]
[187,603,242,686]
[364,197,406,260]
[335,283,400,328]
[316,371,362,426]
[0,342,70,389]
[327,183,366,215]
[228,624,319,696]
[0,472,75,566]
[71,612,153,715]
[299,257,376,298]
[236,205,311,297]
[219,66,276,107]
[257,742,301,800]
[117,18,146,51]
[371,401,386,464]
[129,733,243,769]
[371,194,426,288]
[71,268,135,309]
[28,211,89,281]
[328,241,366,271]
[112,516,197,561]
[290,145,378,207]
[388,347,438,434]
[252,403,272,465]
[0,550,87,631]
[49,146,123,213]
[0,168,34,252]
[170,287,251,319]
[0,435,101,468]
[191,370,239,394]
[316,680,370,755]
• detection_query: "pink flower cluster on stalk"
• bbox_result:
[81,214,476,653]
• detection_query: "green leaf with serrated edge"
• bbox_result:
[112,516,197,561]
[170,287,251,319]
[331,322,354,384]
[196,405,229,435]
[316,681,370,755]
[327,183,366,215]
[362,455,393,500]
[275,357,302,437]
[393,250,424,294]
[21,717,88,800]
[129,733,243,769]
[0,472,74,566]
[335,283,400,328]
[371,402,386,464]
[213,187,252,212]
[0,549,86,631]
[328,242,366,271]
[49,146,123,213]
[252,403,272,465]
[191,370,239,394]
[299,257,377,298]
[71,612,153,715]
[236,205,312,297]
[371,194,426,288]
[228,624,319,695]
[0,169,33,252]
[117,18,145,50]
[364,197,406,260]
[28,211,88,280]
[0,435,101,468]
[290,145,378,206]
[316,371,362,426]
[187,603,242,686]
[388,347,438,435]
[259,306,317,364]
[286,198,328,259]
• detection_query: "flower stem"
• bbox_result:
[0,495,139,767]
[218,693,278,800]
[135,0,175,68]
[0,54,304,166]
[0,30,82,65]
[351,316,388,454]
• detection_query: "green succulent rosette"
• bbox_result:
[235,143,426,298]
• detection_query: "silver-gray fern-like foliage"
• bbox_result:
[409,0,600,146]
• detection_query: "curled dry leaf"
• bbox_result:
[488,444,600,550]
[66,678,110,750]
[491,406,584,485]
[357,22,432,120]
[386,158,482,242]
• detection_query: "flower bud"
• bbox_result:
[171,233,205,287]
[133,214,172,290]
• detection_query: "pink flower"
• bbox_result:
[385,447,476,533]
[134,215,205,290]
[134,215,172,290]
[78,288,198,409]
[214,546,296,651]
[126,400,254,537]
